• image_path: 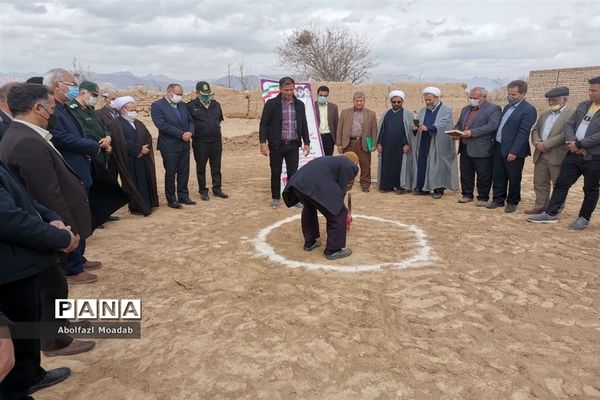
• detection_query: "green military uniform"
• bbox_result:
[67,81,112,168]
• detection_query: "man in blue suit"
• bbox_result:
[44,68,102,284]
[488,80,537,213]
[151,84,196,209]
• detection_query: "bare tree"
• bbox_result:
[238,59,251,91]
[275,26,377,84]
[71,57,93,82]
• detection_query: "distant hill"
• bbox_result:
[0,71,506,92]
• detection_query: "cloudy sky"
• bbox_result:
[0,0,598,81]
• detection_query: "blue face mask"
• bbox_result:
[317,96,327,105]
[66,85,79,100]
[200,94,211,103]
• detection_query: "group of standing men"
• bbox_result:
[260,76,600,244]
[0,73,230,398]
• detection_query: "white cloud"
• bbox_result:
[0,0,598,81]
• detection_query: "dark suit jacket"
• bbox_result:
[0,109,12,141]
[498,100,537,157]
[96,106,119,128]
[283,156,358,215]
[0,311,14,328]
[150,98,194,152]
[0,121,92,240]
[0,160,71,285]
[455,100,502,158]
[314,101,339,136]
[565,100,600,158]
[50,101,100,188]
[259,94,310,148]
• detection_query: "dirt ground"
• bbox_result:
[41,122,599,400]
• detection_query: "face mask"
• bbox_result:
[317,96,327,105]
[65,85,79,101]
[549,104,561,112]
[199,94,211,103]
[37,104,55,129]
[171,94,182,104]
[86,96,98,107]
[507,95,519,105]
[468,99,480,107]
[124,111,138,121]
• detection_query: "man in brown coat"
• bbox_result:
[525,86,575,214]
[0,83,95,358]
[336,91,377,192]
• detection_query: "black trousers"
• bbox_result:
[320,133,334,156]
[269,142,299,199]
[192,140,222,194]
[492,142,525,205]
[39,262,73,351]
[0,273,46,400]
[460,146,493,201]
[161,150,190,204]
[546,153,600,220]
[293,188,347,253]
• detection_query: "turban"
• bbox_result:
[342,151,359,165]
[112,96,135,111]
[388,90,405,101]
[422,87,441,97]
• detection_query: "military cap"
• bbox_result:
[79,80,100,95]
[544,86,569,98]
[195,81,214,95]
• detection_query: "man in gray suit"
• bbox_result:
[525,86,575,214]
[528,76,600,230]
[455,87,502,206]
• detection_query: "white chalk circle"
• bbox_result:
[251,214,436,272]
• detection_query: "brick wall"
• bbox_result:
[528,66,600,110]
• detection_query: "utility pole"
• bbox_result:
[227,64,232,88]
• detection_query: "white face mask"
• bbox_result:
[468,98,480,107]
[124,111,137,121]
[170,94,183,104]
[86,95,98,107]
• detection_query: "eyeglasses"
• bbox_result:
[391,101,402,104]
[60,81,77,87]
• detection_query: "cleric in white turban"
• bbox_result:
[422,86,442,98]
[107,95,159,216]
[388,90,405,101]
[111,96,135,111]
[409,86,458,198]
[377,90,414,193]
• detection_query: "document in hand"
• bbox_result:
[445,129,465,138]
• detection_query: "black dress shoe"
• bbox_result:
[107,215,120,221]
[504,203,518,213]
[200,193,209,201]
[486,201,504,209]
[168,202,182,209]
[179,199,197,205]
[213,190,229,199]
[28,367,71,395]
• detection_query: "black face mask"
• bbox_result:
[46,113,58,130]
[38,104,57,130]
